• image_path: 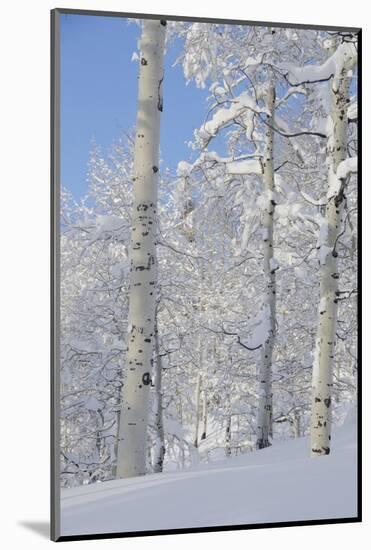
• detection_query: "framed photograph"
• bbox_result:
[51,8,361,542]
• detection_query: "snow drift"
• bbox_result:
[61,412,357,536]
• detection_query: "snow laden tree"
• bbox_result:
[60,23,358,487]
[283,38,358,456]
[176,24,331,449]
[254,83,276,448]
[116,19,166,478]
[152,306,165,473]
[60,175,132,486]
[310,40,357,456]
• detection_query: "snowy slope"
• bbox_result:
[61,416,357,537]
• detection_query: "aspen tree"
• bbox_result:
[256,84,277,450]
[201,388,207,440]
[310,41,357,456]
[153,312,165,472]
[116,19,166,478]
[193,373,201,448]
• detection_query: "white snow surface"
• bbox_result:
[326,157,357,200]
[176,160,194,176]
[226,159,261,175]
[337,156,357,179]
[347,102,357,120]
[198,91,268,143]
[282,42,357,87]
[61,419,357,536]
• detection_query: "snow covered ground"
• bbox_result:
[60,413,357,537]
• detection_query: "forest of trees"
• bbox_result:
[60,20,358,487]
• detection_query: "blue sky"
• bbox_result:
[61,14,210,199]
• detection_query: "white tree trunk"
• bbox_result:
[310,44,357,457]
[293,413,301,438]
[116,20,166,478]
[225,418,232,456]
[224,390,232,456]
[256,84,276,450]
[193,373,201,448]
[201,388,207,440]
[153,313,165,473]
